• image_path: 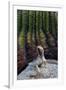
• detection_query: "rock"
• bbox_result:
[17,59,58,80]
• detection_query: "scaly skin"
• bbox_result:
[36,45,47,71]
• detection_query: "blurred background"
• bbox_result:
[17,10,58,75]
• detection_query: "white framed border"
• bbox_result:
[9,1,64,88]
